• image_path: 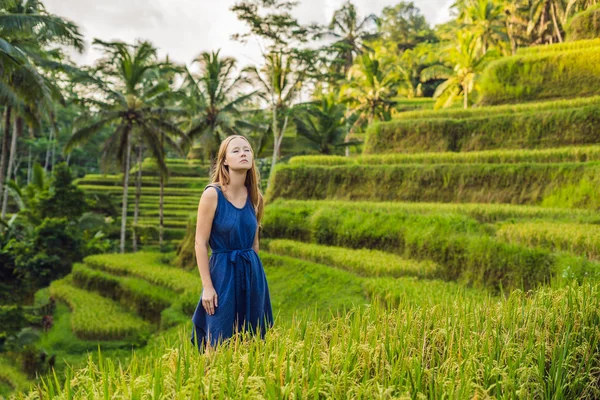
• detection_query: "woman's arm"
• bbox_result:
[195,187,218,314]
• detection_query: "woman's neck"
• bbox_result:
[224,170,247,193]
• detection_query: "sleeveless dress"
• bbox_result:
[191,184,274,350]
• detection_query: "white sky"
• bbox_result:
[44,0,453,69]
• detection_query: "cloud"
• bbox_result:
[44,0,452,67]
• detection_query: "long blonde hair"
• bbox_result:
[210,135,264,224]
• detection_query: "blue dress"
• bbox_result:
[191,184,273,350]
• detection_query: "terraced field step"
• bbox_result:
[497,221,600,261]
[263,200,600,291]
[516,38,600,55]
[268,161,600,205]
[71,263,176,324]
[391,95,600,121]
[75,175,209,188]
[365,101,600,154]
[267,239,439,278]
[49,276,152,341]
[79,185,204,197]
[265,199,600,224]
[290,145,600,166]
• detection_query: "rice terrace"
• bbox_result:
[1,0,600,398]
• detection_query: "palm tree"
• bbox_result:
[183,50,255,162]
[65,40,185,253]
[0,0,84,220]
[453,0,509,54]
[245,50,305,187]
[293,93,359,155]
[421,30,498,108]
[319,1,378,75]
[343,52,398,126]
[527,0,567,43]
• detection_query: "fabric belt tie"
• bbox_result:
[211,248,254,328]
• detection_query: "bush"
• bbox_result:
[478,47,600,105]
[364,105,600,154]
[566,5,600,41]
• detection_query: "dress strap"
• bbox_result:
[204,183,221,192]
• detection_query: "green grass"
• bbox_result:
[264,199,600,224]
[49,277,152,342]
[392,94,600,120]
[289,145,600,166]
[516,38,600,55]
[71,263,175,324]
[0,357,31,397]
[75,175,209,188]
[478,46,600,104]
[364,104,600,154]
[267,162,600,207]
[497,221,600,261]
[267,239,439,278]
[24,282,600,399]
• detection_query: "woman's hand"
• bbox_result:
[202,286,218,315]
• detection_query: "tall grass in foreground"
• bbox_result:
[16,282,600,399]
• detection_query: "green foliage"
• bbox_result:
[363,276,489,308]
[497,221,600,261]
[478,47,600,105]
[391,94,600,120]
[49,277,151,342]
[262,201,559,292]
[364,104,600,154]
[290,145,600,166]
[27,283,600,399]
[267,162,600,207]
[71,263,175,324]
[542,177,600,209]
[263,199,600,231]
[516,38,600,55]
[37,162,88,221]
[5,217,84,301]
[83,252,201,294]
[566,5,600,41]
[267,239,439,278]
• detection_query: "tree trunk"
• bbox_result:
[51,126,57,171]
[550,2,563,43]
[27,144,32,185]
[44,128,52,171]
[267,105,279,190]
[120,130,132,254]
[159,131,164,250]
[464,85,469,109]
[0,107,11,215]
[2,116,20,219]
[133,141,143,252]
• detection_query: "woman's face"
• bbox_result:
[224,137,253,171]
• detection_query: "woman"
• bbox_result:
[191,135,274,351]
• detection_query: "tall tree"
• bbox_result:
[232,0,310,187]
[378,2,437,52]
[65,40,185,253]
[183,50,255,162]
[293,92,358,155]
[343,52,397,126]
[453,0,509,53]
[318,1,378,75]
[421,30,499,108]
[0,0,84,220]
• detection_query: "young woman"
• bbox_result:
[191,135,273,351]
